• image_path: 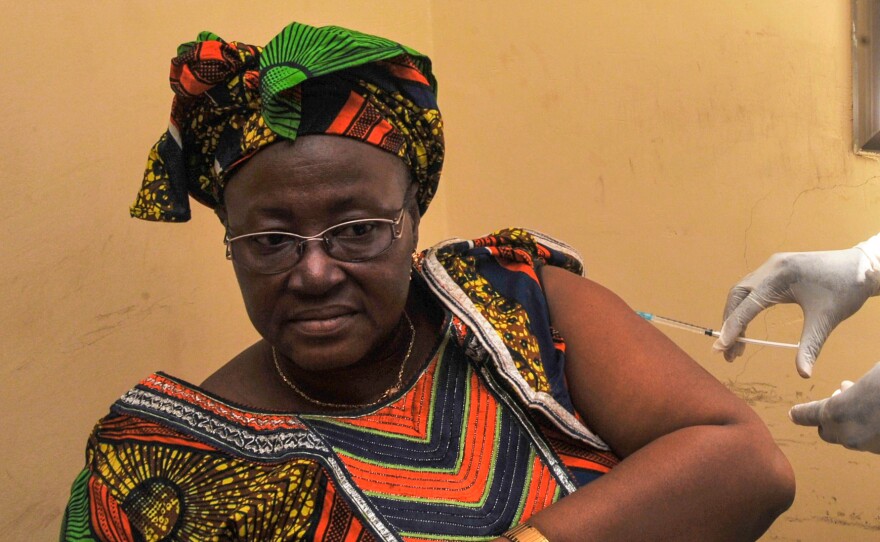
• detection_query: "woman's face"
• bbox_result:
[222,135,419,372]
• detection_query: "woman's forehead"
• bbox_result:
[224,136,410,219]
[243,136,405,176]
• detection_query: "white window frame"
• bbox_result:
[853,0,880,153]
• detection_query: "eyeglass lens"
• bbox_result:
[230,219,399,273]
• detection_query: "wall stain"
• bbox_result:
[784,514,880,531]
[784,175,880,240]
[63,298,172,353]
[724,379,782,405]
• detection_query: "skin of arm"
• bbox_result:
[496,266,795,541]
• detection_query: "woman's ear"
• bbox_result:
[409,208,420,251]
[405,183,421,251]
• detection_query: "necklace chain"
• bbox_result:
[272,312,416,409]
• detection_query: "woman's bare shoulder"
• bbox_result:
[538,264,761,456]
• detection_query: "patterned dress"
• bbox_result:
[61,229,618,541]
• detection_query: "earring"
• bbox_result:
[410,251,420,282]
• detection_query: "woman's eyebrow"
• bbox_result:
[249,196,396,223]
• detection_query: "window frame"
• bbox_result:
[853,0,880,153]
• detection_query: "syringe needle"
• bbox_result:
[636,311,799,349]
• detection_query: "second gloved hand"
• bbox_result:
[789,362,880,453]
[714,243,880,377]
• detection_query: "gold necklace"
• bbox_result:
[272,312,415,409]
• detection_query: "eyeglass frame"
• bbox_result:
[224,207,408,274]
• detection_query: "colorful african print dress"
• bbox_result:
[61,229,618,541]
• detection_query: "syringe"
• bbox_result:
[636,311,800,349]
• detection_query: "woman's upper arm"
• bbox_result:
[539,265,760,457]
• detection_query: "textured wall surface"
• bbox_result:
[3,1,880,539]
[431,1,880,539]
[0,2,440,538]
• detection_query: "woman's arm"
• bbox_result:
[517,266,795,541]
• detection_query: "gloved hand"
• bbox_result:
[789,362,880,453]
[713,234,880,377]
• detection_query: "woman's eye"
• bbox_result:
[252,233,293,247]
[335,222,377,238]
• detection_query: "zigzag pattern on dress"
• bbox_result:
[304,330,567,541]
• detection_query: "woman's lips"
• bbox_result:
[289,312,355,336]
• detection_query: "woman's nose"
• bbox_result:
[285,240,346,294]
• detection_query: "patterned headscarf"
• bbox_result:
[131,22,444,222]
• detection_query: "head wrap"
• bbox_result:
[131,22,443,222]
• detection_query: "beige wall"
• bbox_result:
[0,1,440,537]
[431,1,880,539]
[3,1,879,539]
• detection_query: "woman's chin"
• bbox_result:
[282,340,369,374]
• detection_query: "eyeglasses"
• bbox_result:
[225,208,407,274]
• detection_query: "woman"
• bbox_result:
[62,22,794,541]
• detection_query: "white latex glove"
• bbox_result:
[713,234,880,377]
[789,362,880,453]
